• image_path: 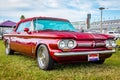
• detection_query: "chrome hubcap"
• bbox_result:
[6,42,10,55]
[38,47,46,68]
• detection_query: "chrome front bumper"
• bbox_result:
[54,50,116,57]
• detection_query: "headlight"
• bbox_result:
[68,40,74,48]
[105,40,110,47]
[110,40,116,47]
[59,40,66,49]
[58,39,77,50]
[105,39,116,48]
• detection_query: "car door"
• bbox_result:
[11,21,33,56]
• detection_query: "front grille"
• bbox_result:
[95,43,105,47]
[78,43,92,47]
[77,40,105,48]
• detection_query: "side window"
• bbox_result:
[16,21,30,32]
[34,20,44,30]
[35,23,44,30]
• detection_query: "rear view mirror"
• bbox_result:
[24,28,29,32]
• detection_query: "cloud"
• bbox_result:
[0,8,88,22]
[97,0,120,10]
[0,0,30,11]
[0,0,120,22]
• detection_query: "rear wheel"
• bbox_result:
[5,40,14,55]
[37,45,54,70]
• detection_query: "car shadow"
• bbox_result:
[12,52,113,70]
[14,52,35,58]
[54,62,103,70]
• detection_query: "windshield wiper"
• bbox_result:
[43,29,54,31]
[42,29,75,32]
[43,29,60,31]
[60,30,75,32]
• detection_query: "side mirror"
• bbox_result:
[24,28,29,32]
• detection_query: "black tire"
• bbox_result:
[116,37,120,41]
[91,60,105,64]
[5,40,14,55]
[37,44,54,70]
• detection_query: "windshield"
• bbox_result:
[34,19,77,32]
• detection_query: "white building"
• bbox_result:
[71,21,87,30]
[90,19,120,33]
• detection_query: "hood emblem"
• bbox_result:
[92,41,96,47]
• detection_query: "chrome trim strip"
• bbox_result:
[54,50,115,57]
[78,43,91,47]
[95,43,105,47]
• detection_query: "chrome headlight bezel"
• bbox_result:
[105,39,116,48]
[105,40,110,47]
[67,40,76,49]
[59,40,66,49]
[58,39,77,50]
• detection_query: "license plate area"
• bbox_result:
[88,54,99,61]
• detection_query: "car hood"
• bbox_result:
[34,31,110,40]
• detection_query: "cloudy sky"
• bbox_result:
[0,0,120,22]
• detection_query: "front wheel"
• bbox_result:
[5,40,14,55]
[37,45,54,70]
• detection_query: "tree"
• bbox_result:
[20,15,25,20]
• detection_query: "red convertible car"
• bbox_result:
[3,17,116,70]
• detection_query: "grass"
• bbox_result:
[0,40,120,80]
[116,38,120,46]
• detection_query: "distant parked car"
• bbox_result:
[106,31,120,40]
[3,16,116,70]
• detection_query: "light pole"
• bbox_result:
[99,7,105,33]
